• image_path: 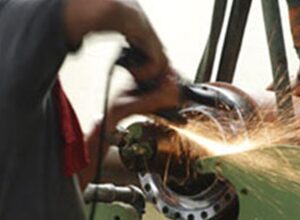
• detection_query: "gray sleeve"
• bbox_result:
[0,0,77,105]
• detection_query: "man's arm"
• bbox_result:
[0,0,168,105]
[64,0,168,83]
[79,71,181,190]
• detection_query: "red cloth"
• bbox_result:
[53,80,90,176]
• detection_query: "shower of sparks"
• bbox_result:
[169,125,255,157]
[169,118,300,189]
[147,105,300,216]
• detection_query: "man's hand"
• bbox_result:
[79,69,181,189]
[64,0,167,82]
[107,70,180,131]
[66,0,179,189]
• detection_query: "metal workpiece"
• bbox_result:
[181,83,261,129]
[109,4,300,218]
[140,173,238,220]
[84,184,145,216]
[119,121,188,176]
[117,83,261,220]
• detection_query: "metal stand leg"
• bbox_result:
[195,0,228,83]
[261,0,294,119]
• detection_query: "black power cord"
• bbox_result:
[88,47,147,220]
[88,60,115,220]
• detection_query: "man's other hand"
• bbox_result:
[80,70,181,189]
[106,69,181,132]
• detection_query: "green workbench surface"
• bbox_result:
[201,145,300,220]
[87,145,300,220]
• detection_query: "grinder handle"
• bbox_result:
[116,47,159,92]
[115,47,224,107]
[116,47,148,69]
[115,47,187,122]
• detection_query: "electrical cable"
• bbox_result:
[88,58,116,220]
[88,46,147,220]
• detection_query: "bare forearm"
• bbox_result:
[64,0,123,46]
[64,0,169,83]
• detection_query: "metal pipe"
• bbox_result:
[261,0,294,119]
[84,184,145,216]
[216,0,252,82]
[195,0,228,83]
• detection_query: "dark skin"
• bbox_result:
[64,0,168,82]
[78,71,181,190]
[63,0,181,189]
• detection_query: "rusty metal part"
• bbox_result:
[117,82,261,220]
[120,120,239,220]
[100,147,139,185]
[119,83,260,176]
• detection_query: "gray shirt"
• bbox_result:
[0,0,86,219]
